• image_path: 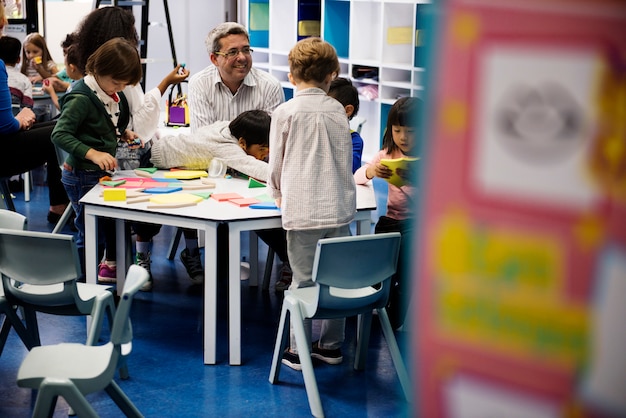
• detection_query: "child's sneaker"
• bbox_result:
[97,262,117,283]
[281,349,302,371]
[311,341,343,365]
[274,263,292,292]
[136,252,153,291]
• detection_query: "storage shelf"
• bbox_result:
[243,0,428,162]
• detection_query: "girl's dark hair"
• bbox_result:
[328,77,359,120]
[75,6,139,74]
[0,36,22,65]
[85,38,143,85]
[229,110,271,146]
[382,97,421,153]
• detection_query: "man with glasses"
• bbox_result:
[180,22,287,285]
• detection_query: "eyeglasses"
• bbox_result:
[214,47,254,59]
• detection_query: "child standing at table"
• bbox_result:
[328,77,363,174]
[52,37,143,277]
[20,33,59,84]
[354,96,420,330]
[268,37,356,370]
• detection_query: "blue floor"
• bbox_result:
[0,173,410,417]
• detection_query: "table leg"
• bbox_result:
[228,224,242,365]
[203,223,218,365]
[249,231,259,287]
[115,219,127,295]
[84,211,97,333]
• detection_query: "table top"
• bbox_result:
[80,170,376,223]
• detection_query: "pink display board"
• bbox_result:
[414,1,626,416]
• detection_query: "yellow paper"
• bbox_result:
[387,27,412,45]
[298,20,320,37]
[163,170,208,180]
[380,157,419,187]
[103,188,126,201]
[149,193,203,205]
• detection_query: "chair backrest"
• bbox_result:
[110,265,150,346]
[0,228,80,286]
[312,232,401,313]
[0,209,27,230]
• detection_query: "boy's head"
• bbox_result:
[288,37,339,90]
[328,77,359,120]
[86,37,142,91]
[229,110,271,161]
[64,44,82,80]
[0,36,22,66]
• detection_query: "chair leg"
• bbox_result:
[0,179,15,212]
[51,204,74,234]
[354,312,373,371]
[262,248,275,291]
[3,306,38,351]
[291,309,324,418]
[269,303,289,383]
[167,227,183,260]
[23,307,41,347]
[377,308,411,401]
[105,380,144,417]
[35,379,99,418]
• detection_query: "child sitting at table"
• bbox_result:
[42,44,82,112]
[51,38,143,281]
[149,109,291,287]
[0,36,34,113]
[20,33,59,84]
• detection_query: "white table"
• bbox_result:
[81,171,376,365]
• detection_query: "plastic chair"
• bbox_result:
[0,228,116,352]
[0,210,37,356]
[268,232,410,418]
[17,264,149,418]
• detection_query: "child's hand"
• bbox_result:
[86,149,117,171]
[396,167,414,186]
[367,162,393,180]
[41,79,55,96]
[275,198,282,208]
[165,65,189,86]
[29,75,42,84]
[122,129,143,149]
[46,77,69,92]
[15,107,36,130]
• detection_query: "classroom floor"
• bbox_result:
[0,172,410,417]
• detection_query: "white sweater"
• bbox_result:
[150,120,269,181]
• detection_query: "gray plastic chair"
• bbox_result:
[17,264,149,418]
[0,228,116,351]
[0,210,36,356]
[268,232,411,417]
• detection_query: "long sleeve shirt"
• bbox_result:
[188,65,284,132]
[268,87,356,230]
[354,148,415,221]
[150,120,269,181]
[0,60,20,134]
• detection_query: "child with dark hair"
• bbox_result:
[42,44,82,111]
[354,96,420,330]
[52,37,144,282]
[0,35,33,111]
[328,77,363,173]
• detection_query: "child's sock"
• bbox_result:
[136,240,151,254]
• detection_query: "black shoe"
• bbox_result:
[180,248,204,283]
[281,349,302,371]
[311,341,343,365]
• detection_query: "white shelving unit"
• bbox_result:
[242,0,428,162]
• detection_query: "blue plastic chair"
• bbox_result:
[268,232,411,417]
[17,264,149,418]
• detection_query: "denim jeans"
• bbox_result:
[61,167,107,250]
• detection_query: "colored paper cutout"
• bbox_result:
[101,179,126,187]
[229,197,261,207]
[211,193,243,201]
[250,202,279,210]
[149,193,203,206]
[163,170,208,180]
[103,188,126,201]
[136,167,158,174]
[191,192,213,199]
[144,186,184,194]
[248,178,266,188]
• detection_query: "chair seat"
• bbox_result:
[18,342,115,392]
[11,282,113,308]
